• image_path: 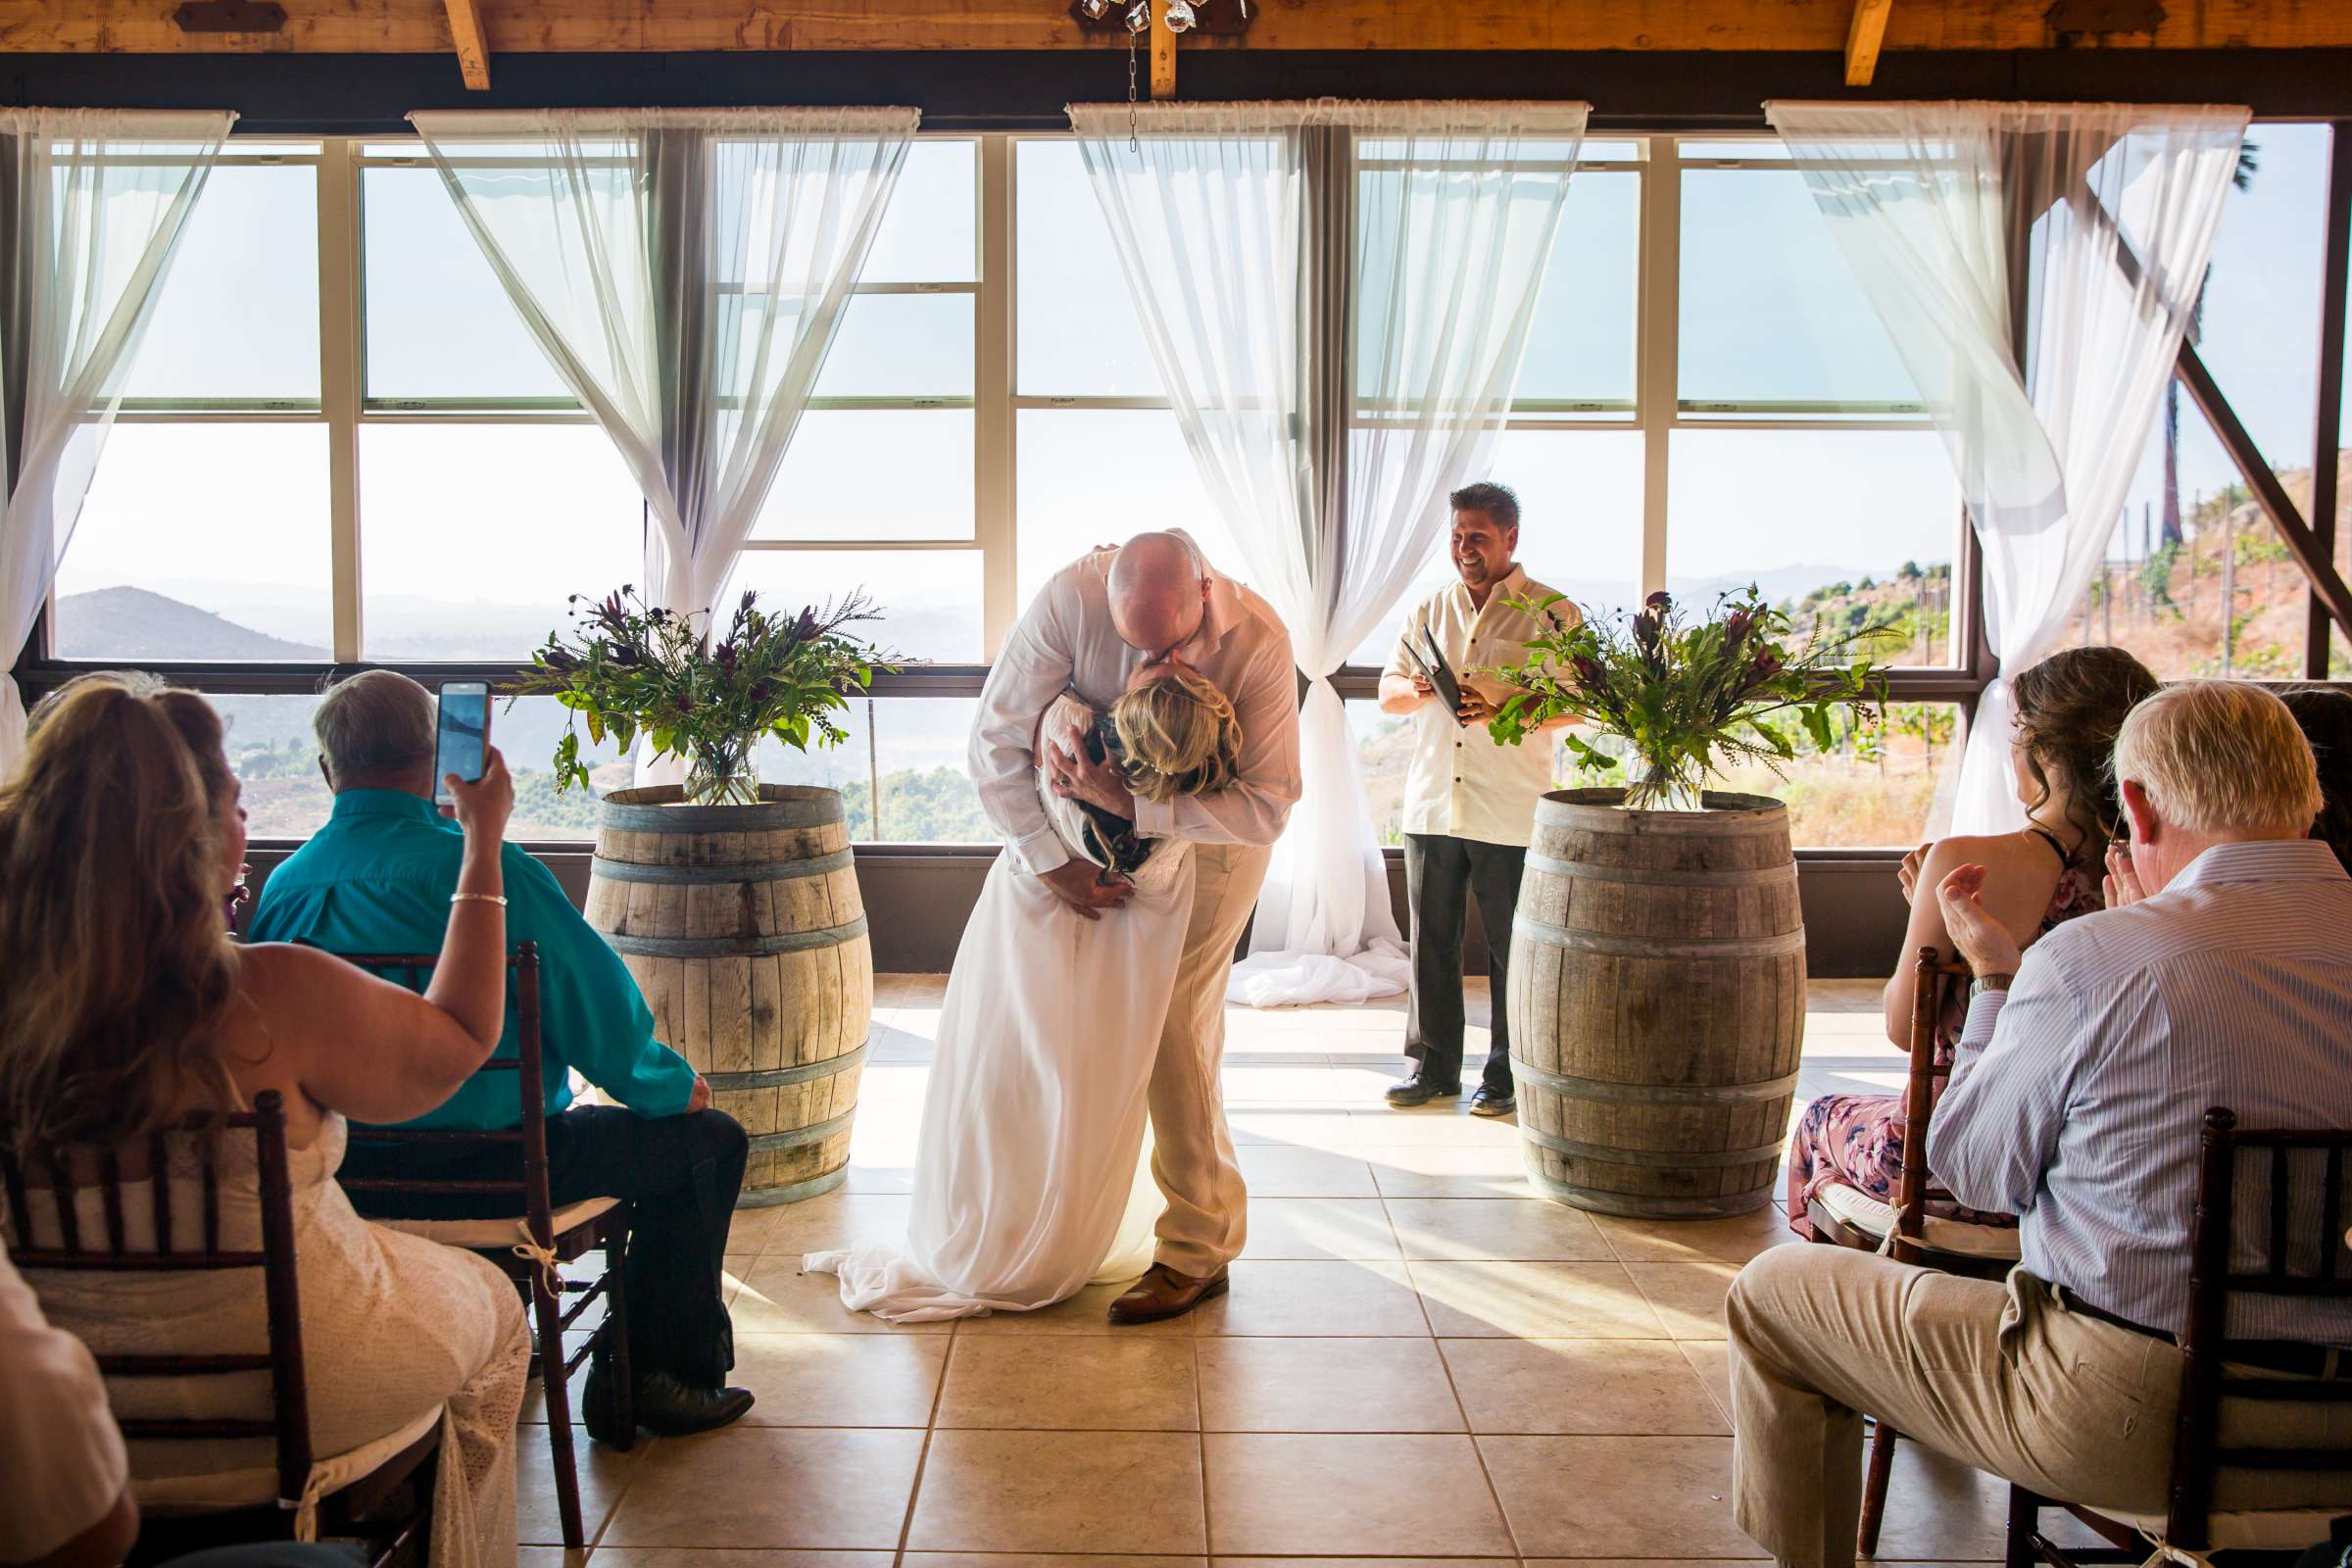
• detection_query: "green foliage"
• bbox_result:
[514,584,893,806]
[1479,586,1887,811]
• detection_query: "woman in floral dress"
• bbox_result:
[1785,647,2158,1239]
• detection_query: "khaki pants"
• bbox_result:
[1727,1245,2180,1568]
[1148,841,1269,1275]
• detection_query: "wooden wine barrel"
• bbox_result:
[1506,788,1805,1219]
[584,785,872,1207]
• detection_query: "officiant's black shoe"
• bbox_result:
[1386,1072,1460,1108]
[626,1372,755,1439]
[1469,1087,1517,1118]
[1108,1263,1230,1325]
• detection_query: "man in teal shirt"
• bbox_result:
[249,671,752,1440]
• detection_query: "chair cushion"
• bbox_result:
[1816,1183,2024,1262]
[374,1197,619,1250]
[133,1403,443,1515]
[2101,1505,2346,1552]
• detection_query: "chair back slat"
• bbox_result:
[1889,948,1970,1265]
[2270,1143,2292,1277]
[2326,1146,2344,1284]
[1,1147,30,1245]
[150,1132,174,1254]
[7,1092,318,1515]
[98,1147,126,1252]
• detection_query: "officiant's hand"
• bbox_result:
[1455,688,1497,724]
[1042,858,1134,920]
[1048,737,1135,818]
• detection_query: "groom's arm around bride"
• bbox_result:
[969,531,1301,919]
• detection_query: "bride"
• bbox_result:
[805,662,1242,1322]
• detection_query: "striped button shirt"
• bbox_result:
[1931,839,2352,1346]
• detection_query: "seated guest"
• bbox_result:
[2283,685,2352,871]
[1729,680,2352,1568]
[247,671,753,1441]
[1784,646,2156,1238]
[0,675,530,1566]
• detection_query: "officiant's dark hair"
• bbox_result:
[1450,481,1520,533]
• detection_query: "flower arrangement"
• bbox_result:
[514,583,891,807]
[1481,586,1888,811]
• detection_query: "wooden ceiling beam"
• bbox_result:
[443,0,490,86]
[1845,0,1892,85]
[1151,6,1176,98]
[22,0,2352,56]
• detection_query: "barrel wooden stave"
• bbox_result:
[587,786,872,1206]
[1508,788,1805,1218]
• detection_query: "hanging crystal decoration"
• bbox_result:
[1080,0,1110,17]
[1162,0,1196,30]
[1124,0,1150,32]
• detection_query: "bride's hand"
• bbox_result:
[1048,738,1135,817]
[1042,859,1133,921]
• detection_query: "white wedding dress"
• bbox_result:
[805,695,1197,1322]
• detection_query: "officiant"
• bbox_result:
[1378,482,1579,1118]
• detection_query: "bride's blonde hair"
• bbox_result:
[1111,668,1243,804]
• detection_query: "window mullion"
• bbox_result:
[1637,133,1677,599]
[977,133,1017,661]
[318,137,366,663]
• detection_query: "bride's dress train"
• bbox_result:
[805,696,1192,1322]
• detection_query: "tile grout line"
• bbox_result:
[887,1307,961,1568]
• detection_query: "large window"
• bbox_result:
[36,127,2346,852]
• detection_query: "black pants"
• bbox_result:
[1404,832,1525,1095]
[339,1106,748,1390]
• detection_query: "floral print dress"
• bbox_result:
[1785,837,2102,1241]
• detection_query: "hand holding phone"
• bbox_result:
[434,681,493,809]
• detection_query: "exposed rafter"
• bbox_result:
[443,0,491,87]
[1151,8,1177,100]
[1845,0,1892,85]
[83,0,2352,59]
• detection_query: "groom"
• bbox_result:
[970,530,1300,1323]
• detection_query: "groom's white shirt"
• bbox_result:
[970,532,1302,878]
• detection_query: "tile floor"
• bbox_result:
[520,975,2085,1567]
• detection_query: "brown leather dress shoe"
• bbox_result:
[1107,1262,1230,1325]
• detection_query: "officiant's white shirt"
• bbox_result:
[971,532,1301,878]
[1382,565,1579,849]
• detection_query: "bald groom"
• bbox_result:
[969,530,1300,1324]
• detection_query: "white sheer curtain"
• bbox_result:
[1766,100,2246,833]
[0,109,232,770]
[410,107,914,655]
[1071,99,1586,1006]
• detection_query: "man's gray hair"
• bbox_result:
[2112,679,2323,838]
[315,669,436,781]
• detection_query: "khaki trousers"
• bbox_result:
[1148,841,1269,1276]
[1727,1245,2180,1568]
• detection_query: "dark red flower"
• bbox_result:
[1645,591,1673,612]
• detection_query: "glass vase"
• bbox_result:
[1624,763,1705,813]
[684,738,760,807]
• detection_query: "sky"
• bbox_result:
[54,125,2352,675]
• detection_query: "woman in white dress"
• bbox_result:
[807,665,1242,1322]
[0,674,531,1567]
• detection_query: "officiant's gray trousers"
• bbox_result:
[1403,832,1523,1096]
[1150,840,1270,1276]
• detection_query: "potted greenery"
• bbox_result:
[1474,587,1887,1220]
[515,583,893,1207]
[1482,586,1886,812]
[516,583,888,807]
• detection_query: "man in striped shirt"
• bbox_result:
[1727,681,2352,1568]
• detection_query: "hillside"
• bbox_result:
[53,587,330,661]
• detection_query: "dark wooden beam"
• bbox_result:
[2307,121,2351,678]
[2177,338,2352,648]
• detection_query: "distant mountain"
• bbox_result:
[54,587,331,661]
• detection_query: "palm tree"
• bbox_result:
[2160,139,2260,549]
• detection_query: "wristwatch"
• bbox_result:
[1969,972,2016,1002]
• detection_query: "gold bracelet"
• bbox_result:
[450,893,509,907]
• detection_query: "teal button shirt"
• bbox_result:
[247,789,698,1131]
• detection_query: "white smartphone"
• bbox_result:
[433,681,492,808]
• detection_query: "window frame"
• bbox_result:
[30,123,2352,847]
